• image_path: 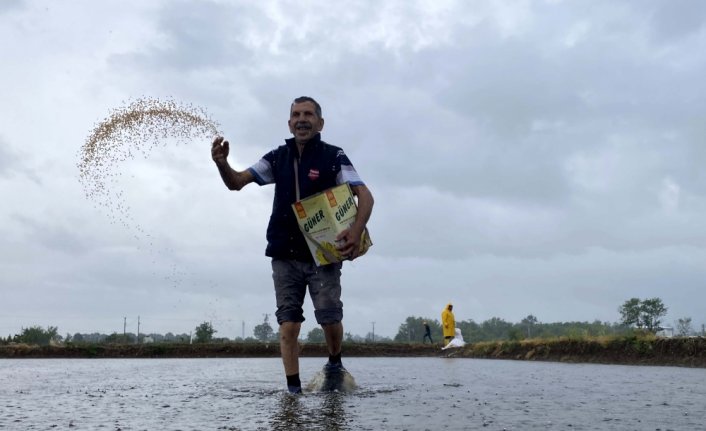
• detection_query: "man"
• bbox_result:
[211,96,374,394]
[441,303,455,346]
[423,321,433,344]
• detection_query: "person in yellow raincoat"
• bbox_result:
[441,303,455,345]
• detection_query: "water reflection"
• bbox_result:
[319,392,347,430]
[271,394,304,430]
[270,392,348,431]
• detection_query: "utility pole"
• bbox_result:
[242,320,245,339]
[123,317,126,337]
[137,316,141,344]
[371,321,376,343]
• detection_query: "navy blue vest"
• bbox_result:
[264,134,342,260]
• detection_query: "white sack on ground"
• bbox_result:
[442,328,466,350]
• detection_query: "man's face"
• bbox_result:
[288,101,324,144]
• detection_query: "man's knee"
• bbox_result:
[279,322,301,343]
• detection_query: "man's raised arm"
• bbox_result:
[211,136,255,191]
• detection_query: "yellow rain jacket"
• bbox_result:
[441,303,455,339]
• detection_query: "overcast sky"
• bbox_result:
[2,0,705,340]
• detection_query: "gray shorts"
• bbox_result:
[271,258,343,325]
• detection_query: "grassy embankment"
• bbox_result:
[1,335,704,367]
[454,335,706,367]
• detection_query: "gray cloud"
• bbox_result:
[0,140,20,178]
[0,0,23,14]
[10,214,91,255]
[647,0,706,42]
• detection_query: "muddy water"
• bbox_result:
[1,357,704,430]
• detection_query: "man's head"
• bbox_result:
[448,304,453,311]
[288,96,324,144]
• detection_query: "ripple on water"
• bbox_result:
[2,358,706,430]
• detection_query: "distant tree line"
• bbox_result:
[393,297,698,344]
[2,297,700,346]
[2,325,61,346]
[393,315,634,344]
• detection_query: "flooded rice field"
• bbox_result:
[1,357,704,430]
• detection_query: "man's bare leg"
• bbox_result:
[322,321,343,357]
[280,321,301,375]
[320,322,345,391]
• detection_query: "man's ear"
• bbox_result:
[316,117,325,132]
